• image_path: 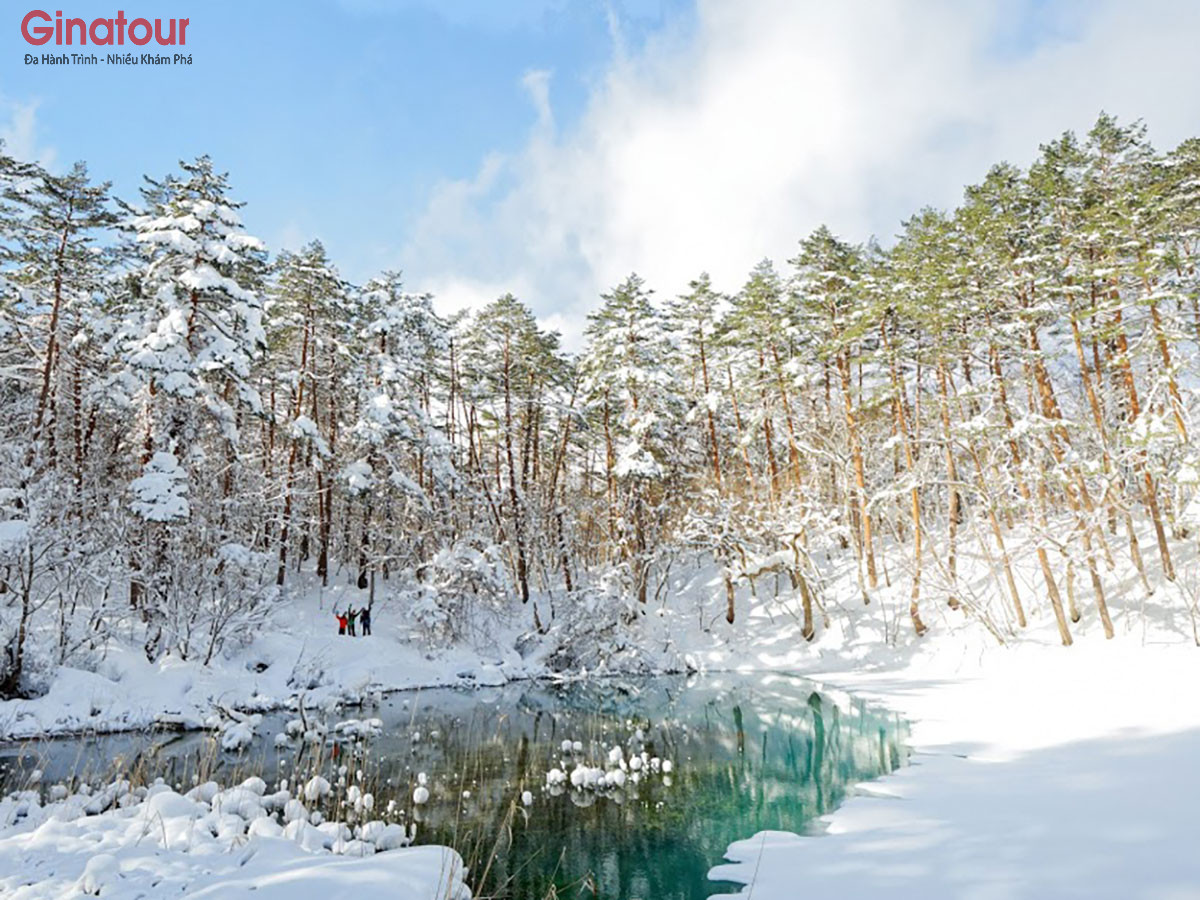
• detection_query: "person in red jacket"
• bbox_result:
[335,610,348,635]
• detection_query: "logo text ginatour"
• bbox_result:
[21,10,189,46]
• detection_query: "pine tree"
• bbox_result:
[460,293,570,625]
[115,156,268,626]
[581,274,682,606]
[9,163,115,471]
[724,260,797,504]
[667,273,726,492]
[268,240,348,586]
[348,272,454,602]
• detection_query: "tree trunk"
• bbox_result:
[881,319,925,636]
[727,365,757,497]
[29,203,75,468]
[1069,297,1152,599]
[1110,299,1175,581]
[837,349,877,591]
[700,335,723,489]
[502,336,530,606]
[935,361,960,610]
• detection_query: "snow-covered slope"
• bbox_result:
[0,575,530,740]
[4,517,1198,743]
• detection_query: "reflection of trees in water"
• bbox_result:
[7,678,907,900]
[411,682,907,899]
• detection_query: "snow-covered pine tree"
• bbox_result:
[267,240,349,586]
[347,272,455,600]
[7,163,116,488]
[458,293,571,627]
[667,273,727,492]
[113,156,268,652]
[723,260,796,506]
[790,232,880,596]
[581,274,683,607]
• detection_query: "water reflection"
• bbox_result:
[0,673,907,900]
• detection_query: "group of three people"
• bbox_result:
[334,605,371,636]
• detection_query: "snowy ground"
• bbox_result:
[6,632,1198,900]
[0,577,532,741]
[0,776,470,900]
[706,627,1200,898]
[4,529,1200,898]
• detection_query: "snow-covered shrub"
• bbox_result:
[0,479,120,698]
[400,540,512,647]
[7,638,54,698]
[543,571,646,673]
[288,652,329,692]
[128,452,190,523]
[142,537,277,665]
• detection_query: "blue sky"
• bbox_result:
[4,1,1200,346]
[2,0,690,277]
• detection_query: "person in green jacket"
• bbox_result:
[346,606,358,637]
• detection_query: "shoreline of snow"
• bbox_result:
[6,547,1197,746]
[0,657,884,745]
[0,667,513,745]
[0,666,709,745]
[707,636,1200,899]
[7,519,1198,744]
[0,570,534,743]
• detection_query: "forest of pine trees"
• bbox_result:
[1,113,1198,697]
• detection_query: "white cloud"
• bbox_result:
[0,98,57,170]
[522,69,554,134]
[399,0,1200,350]
[336,0,566,31]
[274,220,312,254]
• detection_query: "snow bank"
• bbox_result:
[5,528,1200,899]
[0,778,468,900]
[708,639,1200,899]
